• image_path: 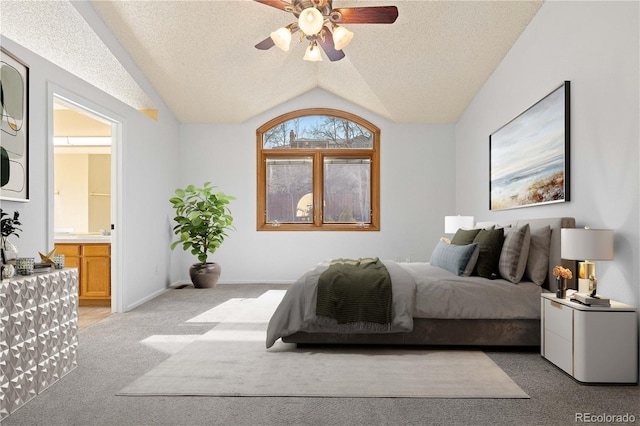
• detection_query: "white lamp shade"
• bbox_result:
[561,228,614,260]
[270,27,292,51]
[444,216,475,234]
[303,43,323,61]
[298,7,324,35]
[332,26,354,50]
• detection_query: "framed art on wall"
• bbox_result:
[489,81,570,211]
[1,48,29,202]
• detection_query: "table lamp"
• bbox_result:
[561,228,614,297]
[444,216,474,234]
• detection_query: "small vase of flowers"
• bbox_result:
[553,265,573,299]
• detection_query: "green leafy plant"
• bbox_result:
[169,182,235,264]
[1,208,22,243]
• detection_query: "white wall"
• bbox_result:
[455,1,639,310]
[176,88,456,283]
[1,36,181,312]
[54,153,89,232]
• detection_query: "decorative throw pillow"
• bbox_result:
[499,224,531,283]
[451,228,481,245]
[525,226,552,285]
[430,240,479,276]
[472,228,505,278]
[461,244,480,277]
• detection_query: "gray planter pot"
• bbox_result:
[189,262,221,288]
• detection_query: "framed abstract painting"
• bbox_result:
[490,81,570,211]
[1,48,29,202]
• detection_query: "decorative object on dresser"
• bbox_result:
[561,227,614,300]
[38,248,57,266]
[1,263,15,278]
[0,208,21,263]
[490,81,570,211]
[540,293,637,384]
[53,253,65,269]
[170,182,235,288]
[15,256,34,275]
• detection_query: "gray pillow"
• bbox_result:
[430,240,479,276]
[525,226,551,285]
[499,224,531,283]
[462,244,480,277]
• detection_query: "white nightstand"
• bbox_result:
[541,292,638,383]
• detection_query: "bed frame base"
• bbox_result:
[282,318,540,346]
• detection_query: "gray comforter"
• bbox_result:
[266,260,416,348]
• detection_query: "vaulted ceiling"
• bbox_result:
[1,0,543,124]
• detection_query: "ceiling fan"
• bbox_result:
[254,0,398,62]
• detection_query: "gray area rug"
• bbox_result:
[118,290,529,399]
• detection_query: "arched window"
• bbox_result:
[257,108,380,231]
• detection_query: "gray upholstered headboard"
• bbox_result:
[475,217,576,292]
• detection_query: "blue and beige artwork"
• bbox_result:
[490,84,567,210]
[1,53,28,201]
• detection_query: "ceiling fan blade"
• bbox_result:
[330,6,399,24]
[253,0,294,12]
[317,26,346,62]
[255,36,276,50]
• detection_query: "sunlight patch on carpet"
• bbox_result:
[140,335,202,355]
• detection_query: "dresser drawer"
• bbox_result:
[544,298,572,340]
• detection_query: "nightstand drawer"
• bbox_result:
[544,329,572,374]
[544,298,572,340]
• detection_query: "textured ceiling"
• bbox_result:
[1,1,543,124]
[0,1,155,111]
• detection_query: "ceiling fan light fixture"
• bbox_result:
[270,27,292,51]
[332,25,353,50]
[303,42,323,62]
[298,7,324,35]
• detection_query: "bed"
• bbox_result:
[266,217,576,348]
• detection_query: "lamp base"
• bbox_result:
[577,278,591,293]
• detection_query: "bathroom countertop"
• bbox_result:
[54,234,111,244]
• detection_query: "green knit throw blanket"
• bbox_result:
[316,258,393,325]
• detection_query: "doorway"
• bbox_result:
[48,85,122,314]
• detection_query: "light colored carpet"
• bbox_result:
[118,290,529,399]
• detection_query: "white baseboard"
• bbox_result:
[125,287,169,312]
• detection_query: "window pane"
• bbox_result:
[266,158,313,223]
[323,158,371,223]
[263,115,373,149]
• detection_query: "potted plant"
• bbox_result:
[170,182,235,288]
[1,208,21,264]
